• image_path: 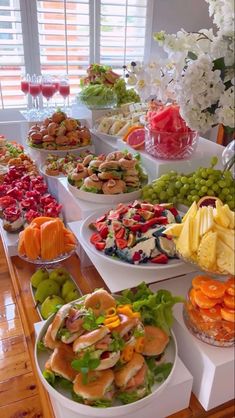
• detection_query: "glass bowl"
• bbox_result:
[145,126,198,160]
[183,288,235,347]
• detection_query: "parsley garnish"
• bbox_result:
[71,352,101,384]
[108,332,125,352]
[82,309,105,331]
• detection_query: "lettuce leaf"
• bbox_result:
[117,391,141,404]
[146,359,173,383]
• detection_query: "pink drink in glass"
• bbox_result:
[29,83,41,97]
[21,80,29,94]
[59,84,70,98]
[53,81,60,92]
[41,83,55,99]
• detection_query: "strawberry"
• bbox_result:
[151,254,168,264]
[116,238,128,249]
[90,232,102,244]
[95,241,106,251]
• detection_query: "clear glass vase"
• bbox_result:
[222,139,235,179]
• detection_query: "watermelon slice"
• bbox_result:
[126,128,145,150]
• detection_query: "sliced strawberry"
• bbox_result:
[96,215,106,223]
[99,225,109,239]
[116,238,128,249]
[169,207,179,217]
[151,254,168,264]
[90,232,102,244]
[95,241,106,251]
[115,227,125,239]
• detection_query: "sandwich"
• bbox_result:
[98,161,122,180]
[72,325,120,370]
[50,302,87,344]
[80,174,103,193]
[43,344,77,383]
[142,325,169,357]
[114,353,150,404]
[73,369,115,407]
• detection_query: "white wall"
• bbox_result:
[150,0,213,59]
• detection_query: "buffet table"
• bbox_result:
[0,110,234,418]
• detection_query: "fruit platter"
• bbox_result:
[165,199,235,276]
[93,103,147,142]
[67,151,148,204]
[183,274,235,347]
[141,157,235,211]
[79,201,186,275]
[18,216,77,264]
[35,283,181,413]
[27,110,91,151]
[30,267,81,320]
[40,151,94,178]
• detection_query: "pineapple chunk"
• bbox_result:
[191,209,201,253]
[216,238,235,276]
[217,231,235,251]
[222,204,235,229]
[176,216,192,258]
[199,207,212,236]
[164,223,183,237]
[198,231,217,271]
[213,205,230,228]
[182,201,197,223]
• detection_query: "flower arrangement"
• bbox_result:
[152,0,235,134]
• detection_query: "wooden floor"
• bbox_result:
[0,236,234,418]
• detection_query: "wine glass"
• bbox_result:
[41,76,56,115]
[29,75,41,119]
[59,77,70,111]
[20,74,30,112]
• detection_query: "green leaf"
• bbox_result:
[187,51,197,60]
[117,391,142,404]
[43,370,56,386]
[89,358,100,370]
[37,340,47,351]
[58,378,73,390]
[93,399,112,408]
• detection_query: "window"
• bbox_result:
[0,0,26,108]
[0,0,152,108]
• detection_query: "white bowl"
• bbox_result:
[80,209,185,272]
[67,180,141,204]
[35,311,178,417]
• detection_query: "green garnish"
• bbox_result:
[58,377,73,390]
[93,399,112,408]
[109,332,125,352]
[37,340,47,351]
[57,328,72,340]
[82,309,105,331]
[71,391,84,403]
[71,352,101,384]
[43,370,56,386]
[117,391,142,404]
[146,359,173,383]
[133,328,145,338]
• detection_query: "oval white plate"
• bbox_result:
[35,303,177,417]
[67,180,141,204]
[26,141,93,155]
[80,209,185,271]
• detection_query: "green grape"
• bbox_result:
[200,179,206,185]
[190,189,197,196]
[225,194,233,202]
[182,184,190,191]
[175,181,182,189]
[206,179,213,187]
[201,169,208,179]
[198,189,206,196]
[194,178,201,184]
[181,176,188,184]
[211,156,218,167]
[207,189,215,196]
[159,191,168,200]
[218,180,226,188]
[227,200,235,210]
[188,177,195,184]
[222,188,230,195]
[192,195,199,202]
[212,184,219,192]
[168,188,175,197]
[201,186,208,193]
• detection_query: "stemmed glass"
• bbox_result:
[29,75,41,118]
[20,74,30,108]
[41,76,56,115]
[59,77,70,110]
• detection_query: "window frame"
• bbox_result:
[0,0,153,109]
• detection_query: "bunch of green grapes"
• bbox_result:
[141,157,235,210]
[113,79,140,106]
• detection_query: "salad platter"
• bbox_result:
[35,284,180,416]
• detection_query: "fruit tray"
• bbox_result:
[30,267,82,320]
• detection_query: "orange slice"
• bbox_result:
[189,288,198,308]
[221,307,235,322]
[126,128,145,150]
[223,294,235,310]
[225,277,235,296]
[200,280,226,299]
[192,275,214,290]
[123,125,142,142]
[199,305,222,322]
[194,290,222,309]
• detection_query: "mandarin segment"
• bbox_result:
[192,275,213,290]
[200,280,226,299]
[223,294,235,310]
[221,307,235,323]
[194,290,222,309]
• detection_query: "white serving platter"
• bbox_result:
[26,142,93,155]
[67,180,141,204]
[35,313,178,417]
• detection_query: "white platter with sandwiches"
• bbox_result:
[35,288,178,417]
[67,181,141,203]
